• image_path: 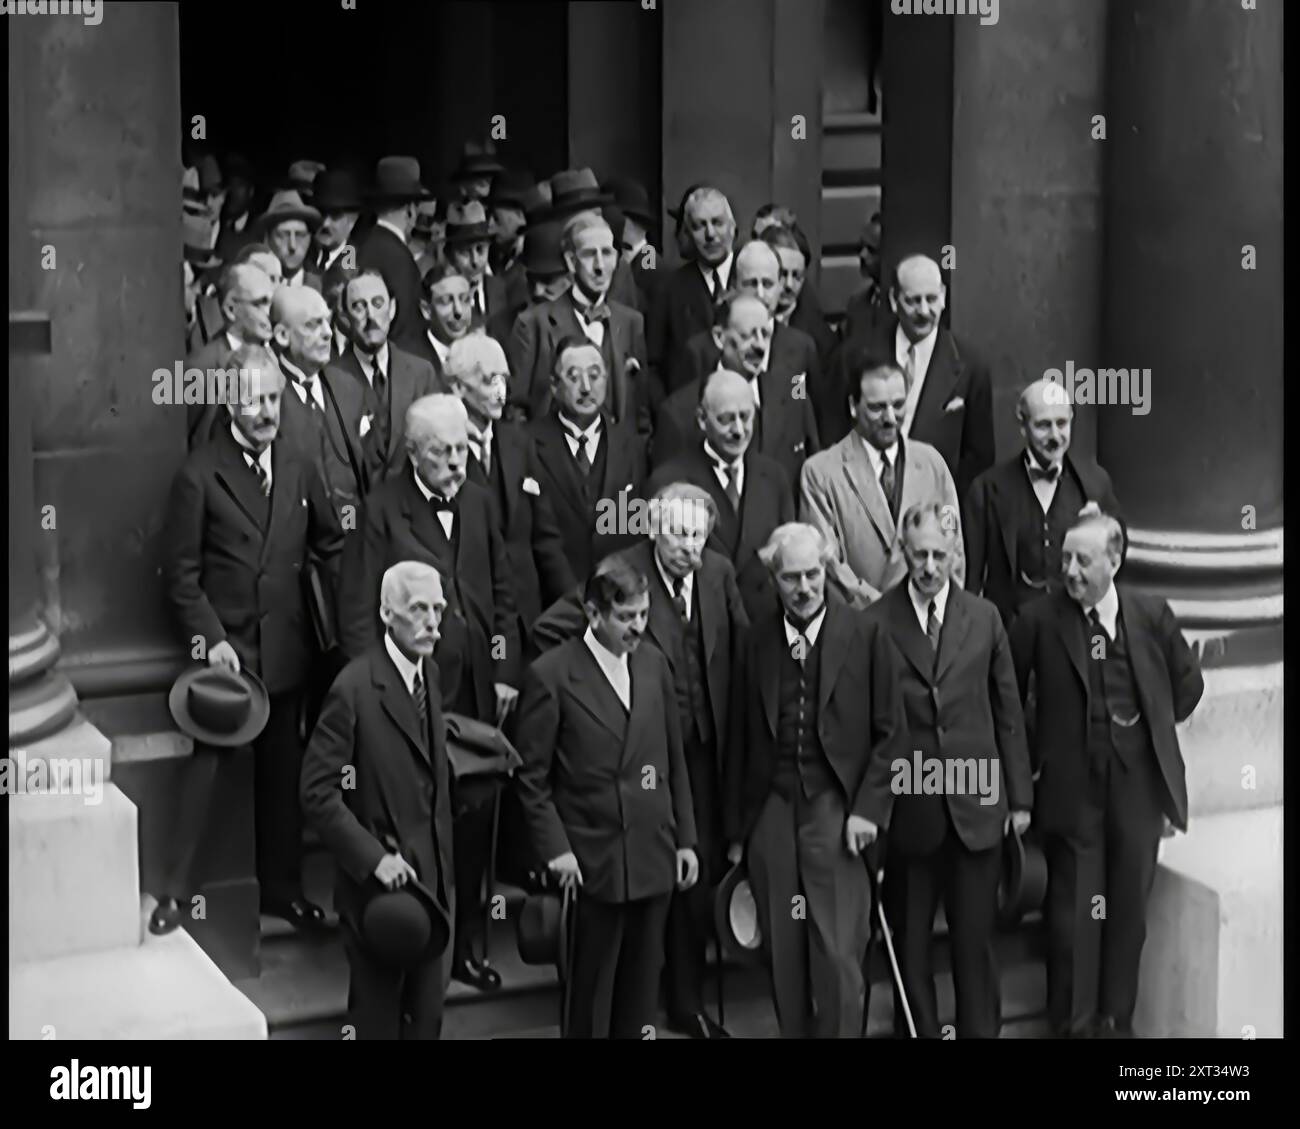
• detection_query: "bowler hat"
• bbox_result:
[486,168,535,211]
[443,199,493,247]
[997,824,1048,928]
[519,218,566,277]
[714,861,765,965]
[358,871,451,971]
[197,153,224,195]
[287,159,325,197]
[312,167,366,213]
[519,181,554,224]
[255,189,322,236]
[604,177,654,228]
[667,182,707,226]
[168,666,271,748]
[450,140,505,182]
[369,156,435,204]
[546,168,613,220]
[516,878,574,977]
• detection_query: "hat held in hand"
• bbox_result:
[168,665,271,748]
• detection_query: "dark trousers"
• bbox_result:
[254,690,307,904]
[567,893,671,1038]
[663,734,722,1020]
[747,788,870,1038]
[1045,745,1166,1034]
[888,818,1002,1038]
[342,917,451,1040]
[452,774,499,963]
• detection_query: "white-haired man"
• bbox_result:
[338,392,520,992]
[301,561,455,1039]
[725,521,906,1037]
[1009,512,1203,1038]
[508,213,649,429]
[446,333,575,637]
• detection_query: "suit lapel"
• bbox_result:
[993,461,1023,576]
[887,585,936,683]
[569,642,631,741]
[534,417,588,521]
[372,648,431,768]
[840,436,895,548]
[598,414,630,500]
[912,328,962,433]
[1117,588,1160,720]
[816,601,849,716]
[934,587,972,683]
[400,471,453,560]
[1056,594,1091,694]
[757,617,781,737]
[495,425,525,527]
[698,561,722,666]
[262,444,296,568]
[213,431,267,534]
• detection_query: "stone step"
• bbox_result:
[9,901,266,1040]
[8,785,141,963]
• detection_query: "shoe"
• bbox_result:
[262,898,330,933]
[149,897,184,936]
[451,954,503,991]
[1093,1015,1134,1039]
[667,1012,731,1039]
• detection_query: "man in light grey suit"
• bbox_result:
[799,351,963,607]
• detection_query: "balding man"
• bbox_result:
[827,254,994,495]
[654,291,820,486]
[163,344,344,932]
[446,334,575,638]
[185,262,275,448]
[964,378,1123,627]
[800,351,964,608]
[508,214,649,429]
[648,368,795,622]
[726,523,906,1037]
[648,186,737,381]
[1009,513,1203,1038]
[338,393,521,992]
[301,561,455,1039]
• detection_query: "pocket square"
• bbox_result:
[522,476,541,496]
[944,396,965,413]
[359,414,373,438]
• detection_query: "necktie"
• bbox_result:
[1087,607,1110,646]
[412,668,427,729]
[297,379,321,414]
[879,450,896,516]
[571,429,594,475]
[722,462,741,511]
[480,435,491,478]
[670,578,689,623]
[904,343,917,391]
[710,269,723,301]
[372,355,387,404]
[250,454,270,496]
[926,600,941,653]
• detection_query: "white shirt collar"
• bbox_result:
[375,217,408,246]
[699,251,734,291]
[654,549,692,609]
[224,329,244,355]
[783,604,827,648]
[570,284,608,312]
[703,439,744,495]
[860,434,900,478]
[1024,448,1064,476]
[896,322,939,376]
[229,422,272,476]
[383,632,424,697]
[1087,583,1120,639]
[909,579,950,633]
[558,411,602,442]
[583,625,631,708]
[427,330,451,367]
[353,342,390,384]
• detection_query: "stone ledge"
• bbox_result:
[1180,663,1282,815]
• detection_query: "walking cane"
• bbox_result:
[864,848,917,1039]
[559,882,576,1038]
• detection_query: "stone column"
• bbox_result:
[1098,0,1282,663]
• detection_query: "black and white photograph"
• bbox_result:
[6,0,1284,1082]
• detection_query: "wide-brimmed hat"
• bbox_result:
[486,168,534,212]
[287,159,326,198]
[520,181,554,224]
[443,199,493,247]
[255,189,322,236]
[604,177,654,228]
[519,218,566,277]
[547,168,614,220]
[714,861,765,965]
[997,824,1048,928]
[197,153,224,196]
[450,140,506,182]
[369,156,435,205]
[312,167,366,213]
[358,870,451,971]
[168,666,271,748]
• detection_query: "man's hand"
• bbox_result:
[676,848,699,891]
[844,815,879,857]
[207,640,241,674]
[726,842,743,866]
[373,851,418,891]
[1160,815,1176,839]
[494,682,520,726]
[1007,810,1032,836]
[547,851,583,891]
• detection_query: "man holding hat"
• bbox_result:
[301,560,455,1039]
[258,189,323,292]
[356,156,435,350]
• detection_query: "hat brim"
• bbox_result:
[255,208,323,236]
[546,192,616,218]
[168,666,271,748]
[714,862,765,966]
[368,186,436,205]
[451,162,505,181]
[444,224,494,247]
[997,826,1048,928]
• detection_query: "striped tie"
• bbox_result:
[412,668,427,729]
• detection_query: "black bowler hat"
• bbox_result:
[604,177,654,228]
[312,167,366,213]
[450,140,506,182]
[519,218,566,277]
[487,168,535,212]
[444,200,494,247]
[168,666,271,748]
[546,168,614,221]
[714,861,765,965]
[369,156,435,205]
[358,864,451,971]
[516,878,575,976]
[997,824,1048,928]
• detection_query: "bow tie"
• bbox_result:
[1027,460,1061,483]
[429,492,458,514]
[578,302,611,324]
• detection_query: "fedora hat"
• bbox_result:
[714,861,765,965]
[516,879,575,976]
[312,167,366,213]
[546,168,614,220]
[450,140,505,182]
[168,666,271,748]
[486,168,534,211]
[997,824,1048,928]
[183,212,221,271]
[519,218,566,277]
[358,870,451,971]
[520,181,554,224]
[604,177,654,228]
[369,156,435,205]
[443,199,493,247]
[287,159,325,197]
[255,189,322,236]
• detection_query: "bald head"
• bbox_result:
[272,285,333,375]
[1018,377,1074,466]
[890,253,946,342]
[697,369,756,462]
[735,241,782,315]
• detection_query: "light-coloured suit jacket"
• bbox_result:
[800,432,964,607]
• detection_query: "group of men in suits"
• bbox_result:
[163,149,1201,1040]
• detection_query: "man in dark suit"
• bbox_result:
[338,392,521,991]
[214,152,257,264]
[163,345,344,931]
[605,177,664,316]
[405,262,471,389]
[838,213,886,345]
[309,167,364,276]
[526,337,650,584]
[653,291,820,487]
[530,487,748,1037]
[445,200,518,329]
[964,378,1123,626]
[446,333,575,642]
[647,185,737,387]
[328,270,440,489]
[726,523,907,1037]
[514,556,700,1038]
[866,502,1033,1038]
[647,369,794,623]
[1009,512,1204,1037]
[300,561,455,1039]
[355,156,434,351]
[259,189,323,292]
[824,255,994,496]
[507,214,649,431]
[762,223,838,373]
[487,214,571,356]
